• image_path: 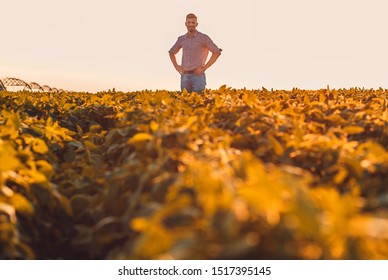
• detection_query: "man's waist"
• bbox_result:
[183,69,196,74]
[183,67,205,74]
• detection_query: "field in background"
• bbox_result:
[1,86,388,259]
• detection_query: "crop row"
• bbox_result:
[1,86,388,259]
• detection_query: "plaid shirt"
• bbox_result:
[169,31,221,71]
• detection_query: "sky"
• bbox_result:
[1,0,388,92]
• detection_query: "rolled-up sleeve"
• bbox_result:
[169,36,183,54]
[204,35,222,54]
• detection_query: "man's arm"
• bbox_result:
[169,52,184,75]
[194,50,222,75]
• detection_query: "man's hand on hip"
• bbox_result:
[175,65,184,75]
[194,66,205,75]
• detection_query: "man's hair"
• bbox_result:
[186,13,197,20]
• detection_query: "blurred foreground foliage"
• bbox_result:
[1,86,388,259]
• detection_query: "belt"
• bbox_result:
[183,70,196,74]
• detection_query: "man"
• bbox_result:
[169,13,222,93]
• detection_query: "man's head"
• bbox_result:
[185,13,198,33]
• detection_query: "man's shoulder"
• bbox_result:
[196,31,208,37]
[196,31,212,40]
[177,34,186,40]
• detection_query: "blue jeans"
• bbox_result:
[181,73,206,93]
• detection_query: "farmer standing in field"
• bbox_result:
[169,13,222,93]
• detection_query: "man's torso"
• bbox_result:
[171,31,219,71]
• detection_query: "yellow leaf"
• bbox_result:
[215,95,223,107]
[343,126,365,135]
[77,125,83,134]
[127,133,153,144]
[131,217,149,231]
[1,186,14,197]
[32,138,49,154]
[150,121,159,132]
[89,124,102,133]
[382,108,388,122]
[304,94,310,104]
[133,224,173,258]
[268,135,284,156]
[367,141,388,159]
[84,140,99,150]
[45,118,75,141]
[286,192,320,236]
[236,153,292,216]
[53,192,73,216]
[0,202,17,223]
[349,215,388,239]
[182,88,189,95]
[10,193,34,216]
[218,84,227,92]
[36,160,55,179]
[21,168,47,184]
[343,156,363,178]
[325,114,346,125]
[0,111,20,139]
[319,93,326,103]
[333,167,348,185]
[0,143,20,172]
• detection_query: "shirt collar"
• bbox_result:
[185,31,198,38]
